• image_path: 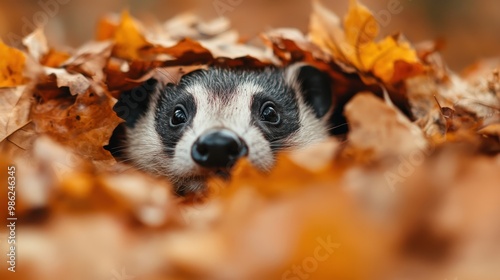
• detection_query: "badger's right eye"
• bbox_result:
[170,105,188,126]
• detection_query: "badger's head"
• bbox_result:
[113,64,333,194]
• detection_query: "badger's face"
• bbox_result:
[114,64,332,193]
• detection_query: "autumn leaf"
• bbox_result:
[102,11,150,60]
[309,0,423,83]
[44,68,91,96]
[41,49,72,68]
[342,92,428,160]
[0,39,26,87]
[31,87,122,163]
[0,86,32,142]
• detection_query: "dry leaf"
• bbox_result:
[0,122,36,161]
[44,68,91,96]
[31,87,122,163]
[22,28,49,62]
[343,92,428,159]
[0,86,32,142]
[63,41,113,82]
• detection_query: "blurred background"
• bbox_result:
[0,0,499,71]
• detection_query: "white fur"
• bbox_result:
[124,88,166,175]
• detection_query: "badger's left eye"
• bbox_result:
[170,105,188,126]
[260,102,280,124]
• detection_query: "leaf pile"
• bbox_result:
[1,1,500,280]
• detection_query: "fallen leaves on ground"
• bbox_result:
[0,1,499,280]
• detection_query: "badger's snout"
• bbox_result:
[191,128,248,169]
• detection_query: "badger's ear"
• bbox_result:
[286,64,332,118]
[113,78,159,128]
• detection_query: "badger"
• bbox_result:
[112,64,333,194]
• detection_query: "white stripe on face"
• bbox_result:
[168,81,275,177]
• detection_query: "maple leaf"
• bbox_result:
[309,0,423,83]
[0,39,26,87]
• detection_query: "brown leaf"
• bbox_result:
[343,92,428,159]
[63,41,113,82]
[31,87,122,163]
[0,122,36,160]
[130,65,209,87]
[0,86,32,142]
[44,68,91,96]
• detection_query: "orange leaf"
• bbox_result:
[0,39,26,87]
[31,88,122,163]
[96,15,119,41]
[111,11,150,60]
[41,49,71,68]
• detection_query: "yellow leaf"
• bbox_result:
[309,0,346,62]
[344,0,378,46]
[112,11,150,60]
[0,39,26,87]
[360,35,420,82]
[310,0,422,83]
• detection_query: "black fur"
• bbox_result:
[295,65,332,118]
[113,78,159,128]
[251,91,300,150]
[155,84,197,156]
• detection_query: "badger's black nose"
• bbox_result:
[191,129,247,168]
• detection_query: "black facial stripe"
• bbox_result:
[295,65,332,118]
[114,78,159,128]
[155,86,196,157]
[251,90,301,151]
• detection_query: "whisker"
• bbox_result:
[326,122,349,132]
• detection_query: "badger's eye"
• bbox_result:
[260,102,280,124]
[170,105,188,126]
